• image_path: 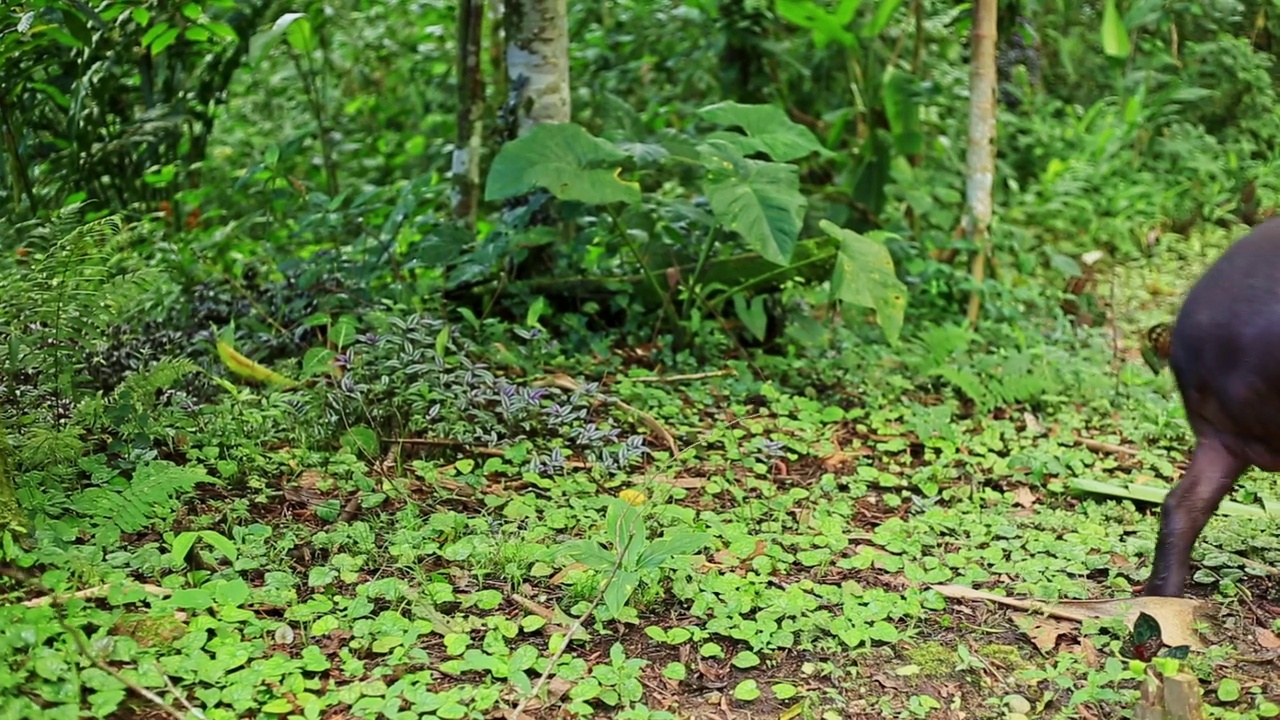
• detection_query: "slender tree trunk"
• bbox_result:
[452,0,486,227]
[964,0,998,328]
[504,0,570,133]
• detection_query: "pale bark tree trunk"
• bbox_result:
[964,0,998,327]
[504,0,570,134]
[451,0,486,228]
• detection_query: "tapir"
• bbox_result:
[1142,217,1280,597]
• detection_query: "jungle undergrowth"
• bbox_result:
[1,231,1279,720]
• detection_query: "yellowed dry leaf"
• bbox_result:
[929,584,1206,649]
[1255,626,1280,649]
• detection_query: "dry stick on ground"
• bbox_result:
[630,369,736,384]
[336,493,363,523]
[0,567,197,720]
[24,581,172,608]
[1075,436,1141,456]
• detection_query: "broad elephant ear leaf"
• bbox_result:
[484,123,642,205]
[700,140,807,266]
[698,101,827,162]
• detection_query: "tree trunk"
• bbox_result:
[964,0,998,328]
[452,0,486,228]
[504,0,570,133]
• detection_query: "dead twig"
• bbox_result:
[336,493,362,523]
[1076,436,1141,456]
[631,369,736,384]
[24,582,172,608]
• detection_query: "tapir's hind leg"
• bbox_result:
[1143,436,1246,597]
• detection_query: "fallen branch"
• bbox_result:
[1076,436,1141,456]
[930,583,1206,650]
[630,369,736,384]
[24,582,172,608]
[336,493,362,523]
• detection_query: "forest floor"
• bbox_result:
[5,233,1280,720]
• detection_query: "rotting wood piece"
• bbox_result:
[1134,665,1205,720]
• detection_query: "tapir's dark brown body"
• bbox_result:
[1146,217,1280,597]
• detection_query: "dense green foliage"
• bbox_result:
[2,0,1280,718]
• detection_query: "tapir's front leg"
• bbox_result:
[1142,437,1246,597]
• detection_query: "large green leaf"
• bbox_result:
[882,68,923,156]
[701,141,807,266]
[863,0,906,38]
[248,12,308,64]
[1101,0,1131,58]
[484,123,641,205]
[605,497,645,568]
[821,220,907,344]
[603,570,640,619]
[635,532,713,572]
[699,101,827,162]
[776,0,860,49]
[703,170,806,265]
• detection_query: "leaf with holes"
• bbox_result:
[823,220,907,344]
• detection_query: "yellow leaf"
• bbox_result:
[618,489,646,506]
[216,339,296,387]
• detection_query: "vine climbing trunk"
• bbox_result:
[451,0,486,228]
[504,0,570,134]
[964,0,998,328]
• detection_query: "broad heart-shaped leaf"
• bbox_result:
[484,123,641,205]
[821,220,907,344]
[699,102,826,162]
[701,142,807,266]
